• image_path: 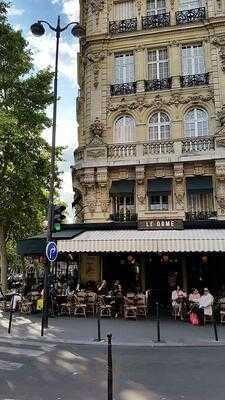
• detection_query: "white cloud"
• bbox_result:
[51,0,80,22]
[8,5,24,16]
[26,32,79,84]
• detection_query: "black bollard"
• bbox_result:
[156,302,161,342]
[213,312,219,342]
[107,333,113,400]
[97,306,101,342]
[8,294,15,335]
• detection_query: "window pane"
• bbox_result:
[147,0,166,15]
[115,53,134,83]
[185,108,208,137]
[114,116,135,143]
[179,0,201,10]
[113,1,135,20]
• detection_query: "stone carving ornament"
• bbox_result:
[87,51,106,88]
[89,0,105,21]
[107,92,213,113]
[90,117,105,138]
[211,35,225,71]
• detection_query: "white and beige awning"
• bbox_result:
[57,229,225,253]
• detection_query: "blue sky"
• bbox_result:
[8,0,80,221]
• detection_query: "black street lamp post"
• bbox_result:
[30,16,85,336]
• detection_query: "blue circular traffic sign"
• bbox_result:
[46,241,58,262]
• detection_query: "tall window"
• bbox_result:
[184,108,208,137]
[182,44,205,76]
[110,180,135,221]
[149,112,170,141]
[115,52,134,84]
[179,0,202,10]
[186,177,213,214]
[147,0,166,15]
[148,48,169,80]
[113,1,135,20]
[148,179,172,211]
[114,116,135,143]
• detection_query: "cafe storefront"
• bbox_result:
[57,222,225,304]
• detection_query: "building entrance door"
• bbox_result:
[145,254,182,308]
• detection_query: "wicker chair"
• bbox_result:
[98,296,112,318]
[124,294,137,320]
[136,294,147,318]
[74,294,87,318]
[86,291,97,317]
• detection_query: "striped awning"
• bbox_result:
[57,229,225,253]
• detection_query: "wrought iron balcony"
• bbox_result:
[145,78,172,92]
[110,82,137,96]
[176,7,206,24]
[142,13,170,30]
[186,211,217,222]
[180,73,209,87]
[109,18,137,34]
[110,212,137,222]
[182,136,215,154]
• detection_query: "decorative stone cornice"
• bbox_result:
[86,51,106,87]
[107,91,214,113]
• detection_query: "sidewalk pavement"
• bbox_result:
[0,311,225,346]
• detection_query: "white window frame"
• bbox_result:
[187,191,213,213]
[179,0,202,11]
[114,115,135,143]
[113,1,135,20]
[184,108,209,137]
[149,112,171,141]
[182,43,205,76]
[147,0,166,15]
[114,52,134,84]
[147,48,169,80]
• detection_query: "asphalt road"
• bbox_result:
[0,338,224,400]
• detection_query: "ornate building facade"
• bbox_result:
[74,0,225,225]
[69,0,225,293]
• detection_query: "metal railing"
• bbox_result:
[180,73,209,87]
[142,13,170,29]
[176,7,206,24]
[110,82,137,96]
[109,18,137,34]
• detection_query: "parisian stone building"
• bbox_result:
[67,0,225,293]
[74,0,225,225]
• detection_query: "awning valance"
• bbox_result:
[187,177,212,192]
[57,229,225,253]
[109,180,135,196]
[148,179,172,193]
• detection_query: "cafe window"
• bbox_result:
[186,177,214,213]
[148,179,172,211]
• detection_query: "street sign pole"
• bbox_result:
[41,242,58,336]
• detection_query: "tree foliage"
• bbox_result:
[0,2,62,289]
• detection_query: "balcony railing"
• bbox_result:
[75,137,217,164]
[182,136,215,154]
[109,18,137,34]
[143,140,174,156]
[180,73,209,87]
[142,13,170,30]
[145,78,172,92]
[110,82,137,96]
[108,144,137,159]
[110,212,137,222]
[176,7,206,24]
[186,211,217,221]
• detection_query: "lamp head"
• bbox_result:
[30,22,45,36]
[71,24,85,38]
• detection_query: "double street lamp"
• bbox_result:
[30,16,85,335]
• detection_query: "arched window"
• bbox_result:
[184,108,208,137]
[149,112,170,141]
[114,116,135,143]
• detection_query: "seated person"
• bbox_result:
[97,280,108,296]
[171,285,187,319]
[198,288,214,324]
[189,288,200,304]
